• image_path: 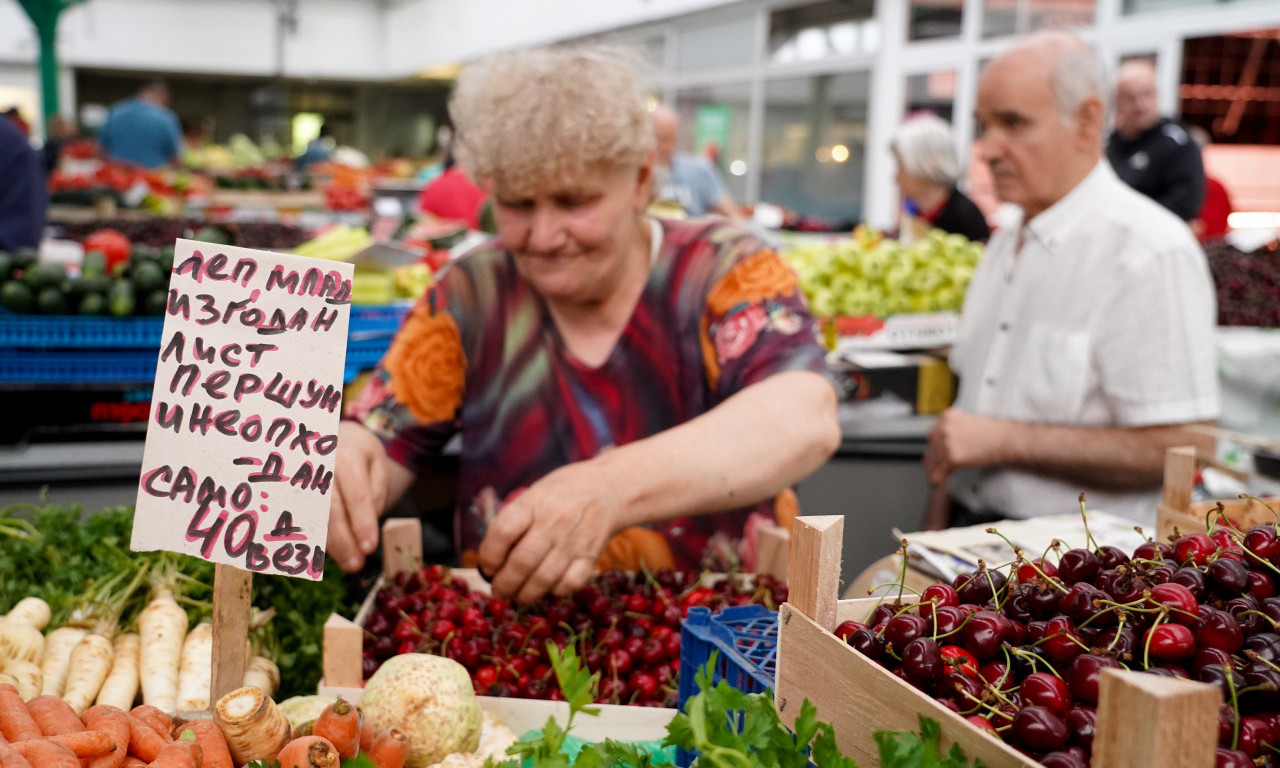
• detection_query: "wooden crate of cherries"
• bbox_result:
[774,510,1280,768]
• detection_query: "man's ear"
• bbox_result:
[1075,95,1105,148]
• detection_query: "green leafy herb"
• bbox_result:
[873,715,984,768]
[662,652,856,768]
[340,752,380,768]
[0,500,359,699]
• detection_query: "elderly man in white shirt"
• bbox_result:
[922,31,1218,531]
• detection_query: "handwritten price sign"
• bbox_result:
[131,239,355,579]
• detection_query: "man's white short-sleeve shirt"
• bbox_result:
[947,160,1218,525]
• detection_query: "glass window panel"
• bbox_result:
[909,0,964,41]
[768,0,878,64]
[906,70,957,123]
[981,0,1094,39]
[1124,0,1237,12]
[676,16,755,71]
[673,83,752,204]
[761,71,870,224]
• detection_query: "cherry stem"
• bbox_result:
[985,528,1023,560]
[1042,539,1063,567]
[978,560,1005,612]
[866,583,923,599]
[1016,556,1069,593]
[1103,613,1129,655]
[1239,610,1280,631]
[1224,662,1242,751]
[896,539,910,606]
[1011,645,1064,679]
[1142,610,1167,669]
[956,687,1006,718]
[1079,493,1100,552]
[1239,494,1280,524]
[1245,650,1280,673]
[1208,503,1246,537]
[934,610,977,642]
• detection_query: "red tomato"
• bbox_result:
[83,229,132,272]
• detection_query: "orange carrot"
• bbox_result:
[367,730,407,768]
[144,742,193,768]
[0,684,41,742]
[169,733,201,768]
[46,733,114,760]
[10,741,80,768]
[311,701,359,760]
[274,737,337,768]
[172,724,227,768]
[121,758,145,768]
[357,715,374,755]
[126,711,169,744]
[25,698,86,738]
[80,707,129,768]
[124,716,166,763]
[0,744,33,768]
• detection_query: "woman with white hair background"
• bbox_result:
[891,113,990,243]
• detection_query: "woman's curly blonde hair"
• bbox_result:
[449,44,655,197]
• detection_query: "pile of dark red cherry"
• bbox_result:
[361,565,788,707]
[835,522,1280,768]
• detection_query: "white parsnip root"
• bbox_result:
[96,632,140,710]
[40,626,87,696]
[62,632,114,714]
[0,615,46,665]
[138,586,187,712]
[214,686,292,766]
[242,656,280,699]
[4,659,41,700]
[175,623,213,712]
[6,597,52,630]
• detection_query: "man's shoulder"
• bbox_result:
[1092,173,1202,264]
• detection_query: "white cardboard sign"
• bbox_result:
[131,239,355,579]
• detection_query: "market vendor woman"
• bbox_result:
[331,45,840,604]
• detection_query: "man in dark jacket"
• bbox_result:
[0,115,46,252]
[1106,59,1204,221]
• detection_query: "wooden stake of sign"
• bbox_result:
[211,564,253,702]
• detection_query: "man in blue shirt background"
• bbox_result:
[98,80,183,169]
[0,115,47,252]
[651,105,737,218]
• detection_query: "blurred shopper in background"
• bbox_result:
[417,150,489,230]
[3,107,30,138]
[42,116,77,176]
[891,113,990,243]
[651,105,737,218]
[1188,125,1233,243]
[98,80,182,169]
[0,115,47,251]
[1107,59,1204,221]
[295,121,335,171]
[923,32,1218,530]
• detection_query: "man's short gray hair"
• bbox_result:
[1051,43,1112,129]
[891,114,961,187]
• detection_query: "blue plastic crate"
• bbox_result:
[0,303,408,350]
[349,303,411,339]
[0,342,388,385]
[0,315,164,348]
[677,605,778,767]
[0,349,159,384]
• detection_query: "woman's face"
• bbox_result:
[493,163,653,305]
[892,148,924,205]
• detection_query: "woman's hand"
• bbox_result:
[477,460,623,604]
[329,421,396,572]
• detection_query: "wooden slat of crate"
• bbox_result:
[1157,445,1280,541]
[778,516,1220,768]
[776,596,1040,768]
